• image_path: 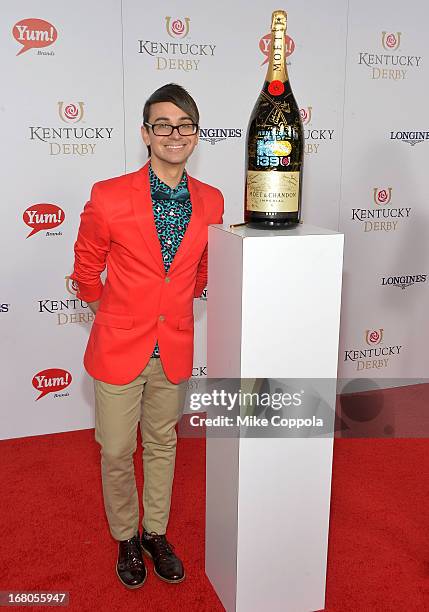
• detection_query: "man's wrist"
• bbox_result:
[88,300,100,314]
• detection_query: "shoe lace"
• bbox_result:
[146,532,174,560]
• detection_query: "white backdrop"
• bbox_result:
[1,0,428,439]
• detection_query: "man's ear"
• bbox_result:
[141,125,150,146]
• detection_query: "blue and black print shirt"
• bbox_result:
[149,163,192,358]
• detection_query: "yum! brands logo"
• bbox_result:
[358,31,421,81]
[351,186,412,233]
[298,106,335,155]
[259,32,295,66]
[23,203,64,238]
[165,17,190,38]
[28,101,114,157]
[344,329,403,372]
[32,368,72,400]
[138,16,216,72]
[58,102,84,123]
[13,18,57,56]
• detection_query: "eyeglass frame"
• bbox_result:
[144,121,199,136]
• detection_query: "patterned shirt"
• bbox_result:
[149,164,192,358]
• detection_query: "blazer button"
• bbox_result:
[165,277,170,283]
[159,315,165,322]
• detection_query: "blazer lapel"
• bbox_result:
[131,162,165,274]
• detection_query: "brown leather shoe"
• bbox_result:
[116,532,147,589]
[141,529,185,583]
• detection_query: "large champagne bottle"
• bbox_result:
[245,10,303,228]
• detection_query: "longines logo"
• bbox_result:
[199,128,243,145]
[259,33,295,66]
[138,16,216,72]
[351,187,411,232]
[381,273,427,289]
[358,31,422,80]
[28,102,114,156]
[23,203,64,238]
[389,130,429,146]
[13,18,57,56]
[344,329,403,371]
[299,106,335,155]
[37,275,94,326]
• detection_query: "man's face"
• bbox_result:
[141,101,198,167]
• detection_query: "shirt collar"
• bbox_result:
[149,163,189,202]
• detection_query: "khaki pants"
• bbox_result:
[94,358,187,541]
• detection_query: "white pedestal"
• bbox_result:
[205,223,344,612]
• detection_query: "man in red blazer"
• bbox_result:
[71,83,224,589]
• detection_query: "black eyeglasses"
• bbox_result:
[144,122,199,136]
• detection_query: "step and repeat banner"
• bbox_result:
[1,0,427,439]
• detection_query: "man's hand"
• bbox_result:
[88,300,100,314]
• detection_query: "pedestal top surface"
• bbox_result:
[211,222,342,239]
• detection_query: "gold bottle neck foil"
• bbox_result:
[266,10,288,83]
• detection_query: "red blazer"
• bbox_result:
[71,161,224,385]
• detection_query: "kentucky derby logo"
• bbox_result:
[365,329,384,346]
[139,17,215,72]
[58,102,84,123]
[300,106,312,125]
[344,328,402,370]
[382,32,401,51]
[259,33,295,66]
[65,275,78,295]
[165,17,190,38]
[28,102,113,157]
[373,187,392,205]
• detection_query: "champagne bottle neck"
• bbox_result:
[265,24,288,84]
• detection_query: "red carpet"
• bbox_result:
[0,429,428,611]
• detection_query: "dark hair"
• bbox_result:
[142,83,199,157]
